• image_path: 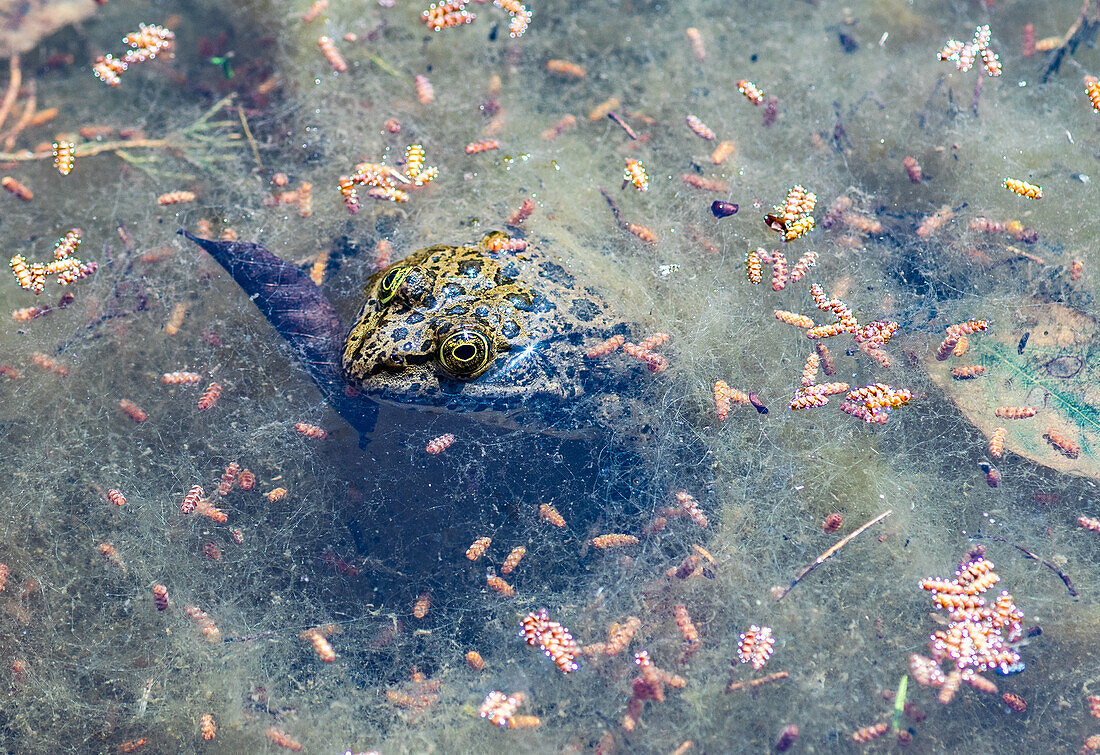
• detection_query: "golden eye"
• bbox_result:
[378,266,412,304]
[438,326,493,378]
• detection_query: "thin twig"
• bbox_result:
[726,670,789,692]
[0,54,21,133]
[599,187,624,225]
[775,510,893,600]
[969,533,1078,597]
[972,71,982,118]
[0,138,171,162]
[360,50,403,79]
[607,111,638,140]
[0,94,240,163]
[3,80,35,150]
[190,93,238,128]
[237,103,263,171]
[1042,0,1100,81]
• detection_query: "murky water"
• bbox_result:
[1,0,1098,752]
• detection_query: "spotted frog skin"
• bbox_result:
[341,231,619,413]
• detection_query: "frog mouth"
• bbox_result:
[360,336,580,413]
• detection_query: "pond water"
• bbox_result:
[0,0,1098,752]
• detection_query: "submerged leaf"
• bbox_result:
[926,301,1100,479]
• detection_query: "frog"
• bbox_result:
[181,229,627,439]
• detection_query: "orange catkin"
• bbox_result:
[464,139,500,154]
[196,499,228,523]
[675,491,708,528]
[426,433,455,454]
[588,97,620,121]
[197,382,222,411]
[414,74,434,104]
[737,79,765,105]
[302,629,336,662]
[852,723,888,743]
[713,380,732,421]
[180,485,204,513]
[500,546,527,575]
[265,728,303,751]
[30,352,67,375]
[626,222,657,244]
[317,36,348,72]
[995,406,1037,419]
[294,422,328,440]
[673,604,700,657]
[680,174,729,193]
[546,59,586,78]
[711,139,735,164]
[465,650,486,670]
[776,310,815,329]
[157,190,196,205]
[486,574,514,596]
[586,334,626,359]
[298,182,313,218]
[466,536,491,561]
[302,0,328,23]
[591,534,639,549]
[1,176,33,200]
[1086,75,1100,113]
[952,365,986,379]
[685,114,716,140]
[541,114,577,140]
[989,427,1006,458]
[903,156,923,183]
[1004,178,1042,199]
[539,504,566,527]
[165,303,187,335]
[935,334,960,360]
[686,27,705,60]
[161,371,201,385]
[637,332,670,351]
[1044,427,1080,458]
[218,462,240,496]
[505,198,535,226]
[99,542,123,569]
[200,712,217,740]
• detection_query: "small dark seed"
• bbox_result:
[711,200,739,218]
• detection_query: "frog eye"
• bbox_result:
[378,266,412,304]
[438,326,494,379]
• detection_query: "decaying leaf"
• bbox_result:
[926,301,1099,480]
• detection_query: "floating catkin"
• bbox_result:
[591,534,639,549]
